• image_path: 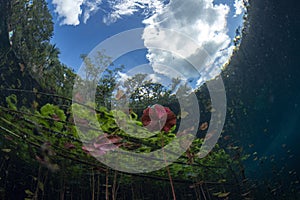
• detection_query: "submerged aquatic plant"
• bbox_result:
[141,104,176,132]
[0,92,254,199]
[82,133,122,156]
[35,142,59,172]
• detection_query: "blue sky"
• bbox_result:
[48,1,147,70]
[47,0,247,86]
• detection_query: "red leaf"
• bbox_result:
[107,135,122,144]
[141,104,176,132]
[52,114,60,121]
[64,142,76,149]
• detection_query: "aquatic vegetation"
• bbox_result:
[199,122,209,131]
[141,104,177,132]
[1,77,298,199]
[0,92,253,199]
[82,134,122,156]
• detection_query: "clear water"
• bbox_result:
[0,0,299,199]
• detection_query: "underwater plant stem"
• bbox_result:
[161,135,176,200]
[112,170,118,200]
[92,169,95,200]
[60,176,65,200]
[97,174,100,200]
[166,166,176,200]
[200,185,207,200]
[41,170,49,200]
[33,165,42,200]
[115,179,120,200]
[192,184,200,200]
[105,168,109,200]
[0,158,5,173]
[205,184,212,200]
[131,183,135,200]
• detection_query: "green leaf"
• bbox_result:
[6,94,17,110]
[1,149,11,153]
[218,179,226,183]
[130,111,138,120]
[24,189,34,196]
[38,181,44,192]
[218,192,230,198]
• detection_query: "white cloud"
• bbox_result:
[52,0,84,25]
[52,0,244,88]
[51,0,162,25]
[142,0,232,86]
[118,71,131,83]
[51,0,103,25]
[83,0,103,23]
[233,0,245,17]
[103,0,164,24]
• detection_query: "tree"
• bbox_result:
[114,74,177,115]
[79,51,124,108]
[0,0,11,53]
[0,0,54,79]
[9,0,54,75]
[0,0,75,106]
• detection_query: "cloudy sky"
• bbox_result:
[47,0,247,87]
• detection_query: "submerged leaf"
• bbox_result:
[25,189,34,196]
[1,149,11,153]
[212,192,221,196]
[4,135,13,141]
[82,134,122,156]
[38,181,44,192]
[241,191,251,197]
[141,104,176,132]
[64,142,76,150]
[199,122,208,130]
[218,192,230,198]
[180,111,189,118]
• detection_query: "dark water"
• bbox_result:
[222,0,300,197]
[0,0,300,199]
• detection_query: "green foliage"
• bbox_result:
[1,94,233,172]
[38,103,66,132]
[0,0,75,103]
[40,104,66,121]
[120,73,177,114]
[0,89,251,200]
[6,94,17,110]
[10,0,54,71]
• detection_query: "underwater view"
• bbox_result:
[0,0,299,199]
